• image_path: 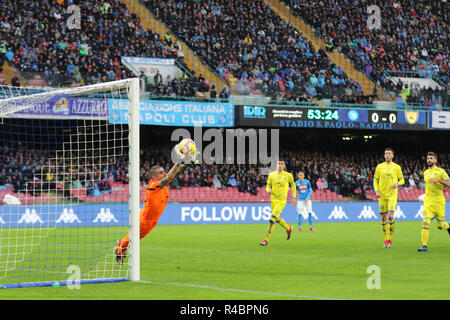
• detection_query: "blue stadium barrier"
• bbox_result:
[1,202,447,227]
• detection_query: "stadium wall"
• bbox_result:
[1,202,444,227]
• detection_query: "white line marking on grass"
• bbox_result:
[137,280,347,300]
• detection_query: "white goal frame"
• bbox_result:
[0,78,141,286]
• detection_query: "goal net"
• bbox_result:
[0,79,140,288]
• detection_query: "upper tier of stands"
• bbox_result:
[142,0,376,103]
[281,0,449,90]
[0,0,211,99]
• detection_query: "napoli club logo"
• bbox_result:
[218,115,227,125]
[348,110,359,121]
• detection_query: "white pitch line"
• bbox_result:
[138,280,347,300]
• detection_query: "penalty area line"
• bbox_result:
[137,280,348,300]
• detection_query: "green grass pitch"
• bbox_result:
[1,221,450,300]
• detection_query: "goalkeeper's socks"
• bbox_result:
[308,213,313,227]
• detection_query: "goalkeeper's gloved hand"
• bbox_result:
[173,144,199,165]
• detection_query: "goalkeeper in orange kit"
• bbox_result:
[115,143,194,264]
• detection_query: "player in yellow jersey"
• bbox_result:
[260,160,297,246]
[418,152,450,252]
[373,148,405,248]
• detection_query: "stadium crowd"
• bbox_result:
[1,138,447,202]
[0,0,204,97]
[2,0,445,105]
[142,0,377,102]
[282,0,449,89]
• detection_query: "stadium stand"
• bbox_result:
[281,0,449,91]
[0,0,207,98]
[142,0,376,103]
[1,142,448,204]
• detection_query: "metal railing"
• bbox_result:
[138,95,450,111]
[384,70,448,89]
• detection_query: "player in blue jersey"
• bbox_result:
[295,172,315,231]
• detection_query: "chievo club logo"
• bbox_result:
[93,208,118,223]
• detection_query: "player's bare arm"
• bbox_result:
[292,194,297,207]
[160,163,188,188]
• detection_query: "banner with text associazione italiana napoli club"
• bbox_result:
[107,99,234,127]
[1,202,448,227]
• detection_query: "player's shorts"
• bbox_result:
[270,200,287,220]
[422,201,446,222]
[378,197,397,214]
[297,200,312,217]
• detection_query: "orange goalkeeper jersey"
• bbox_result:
[142,179,169,221]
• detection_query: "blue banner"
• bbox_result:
[1,202,447,227]
[16,98,108,118]
[108,99,235,127]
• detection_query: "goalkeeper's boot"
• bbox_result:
[115,241,127,265]
[286,226,293,240]
[417,246,428,252]
[259,239,268,246]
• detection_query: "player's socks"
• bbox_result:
[263,222,275,242]
[421,226,430,247]
[308,213,313,228]
[381,222,389,241]
[388,219,395,241]
[278,218,290,231]
[297,214,303,230]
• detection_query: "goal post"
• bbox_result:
[128,79,140,282]
[0,78,141,288]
